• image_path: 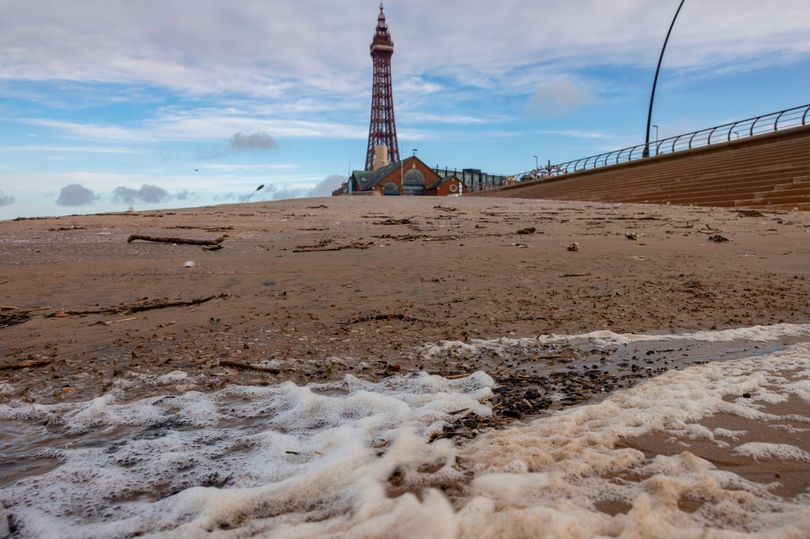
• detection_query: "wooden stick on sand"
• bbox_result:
[127,234,226,246]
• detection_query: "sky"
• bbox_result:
[1,0,809,219]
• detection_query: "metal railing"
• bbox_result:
[517,103,810,181]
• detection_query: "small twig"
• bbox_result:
[220,360,280,374]
[0,359,51,371]
[560,272,592,278]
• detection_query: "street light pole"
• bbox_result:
[643,0,686,158]
[534,155,539,172]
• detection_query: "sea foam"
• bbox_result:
[2,325,810,538]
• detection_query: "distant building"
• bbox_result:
[334,155,466,196]
[433,167,510,192]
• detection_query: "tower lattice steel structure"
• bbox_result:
[364,3,400,171]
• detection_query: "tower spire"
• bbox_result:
[365,3,400,171]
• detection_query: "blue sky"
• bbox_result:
[1,0,809,219]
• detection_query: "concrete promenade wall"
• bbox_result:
[480,126,810,210]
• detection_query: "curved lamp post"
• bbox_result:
[643,0,686,158]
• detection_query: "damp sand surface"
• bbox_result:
[1,197,809,405]
[619,394,810,500]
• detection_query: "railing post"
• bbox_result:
[774,110,787,132]
[727,121,739,142]
[707,126,718,145]
[749,117,760,137]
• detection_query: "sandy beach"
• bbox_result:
[2,197,809,402]
[2,197,810,537]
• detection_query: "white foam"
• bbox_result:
[2,326,810,538]
[418,322,810,360]
[449,341,810,538]
[734,443,810,462]
[0,372,494,538]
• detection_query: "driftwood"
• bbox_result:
[293,241,373,253]
[373,217,414,226]
[127,234,226,246]
[220,360,280,374]
[168,225,234,232]
[560,272,592,278]
[1,306,33,329]
[0,359,50,370]
[46,294,229,317]
[341,313,428,326]
[0,312,31,328]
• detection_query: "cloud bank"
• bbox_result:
[112,184,172,205]
[56,184,98,206]
[307,175,345,197]
[0,190,14,207]
[2,0,808,98]
[230,132,279,152]
[196,132,281,160]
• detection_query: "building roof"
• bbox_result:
[426,175,466,191]
[351,155,433,191]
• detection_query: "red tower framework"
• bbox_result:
[365,3,400,171]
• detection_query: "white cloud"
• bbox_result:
[398,112,498,125]
[538,129,613,140]
[24,115,368,142]
[202,163,297,172]
[0,145,137,154]
[396,77,443,96]
[306,174,345,197]
[2,170,335,197]
[1,0,808,99]
[527,77,595,117]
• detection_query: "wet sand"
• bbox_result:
[620,394,810,500]
[1,197,809,406]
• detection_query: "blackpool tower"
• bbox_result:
[364,3,400,171]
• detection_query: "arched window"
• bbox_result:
[383,182,399,196]
[402,169,425,196]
